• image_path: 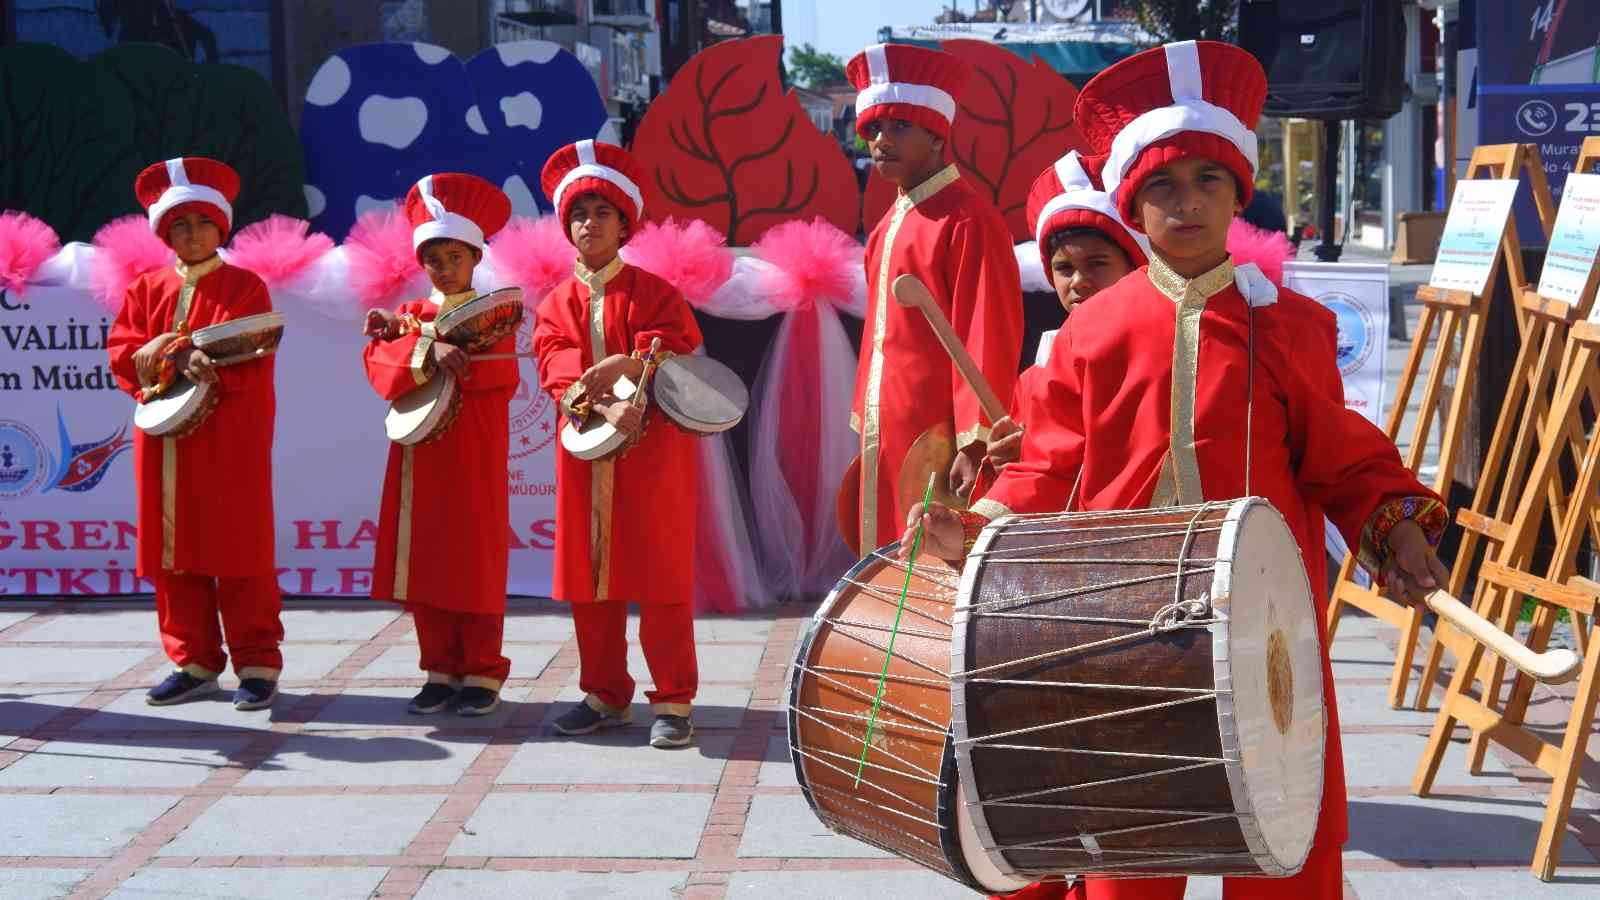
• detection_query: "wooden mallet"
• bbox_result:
[891,274,1009,424]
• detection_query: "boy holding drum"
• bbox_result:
[533,140,702,749]
[908,42,1449,900]
[107,157,284,711]
[363,173,517,717]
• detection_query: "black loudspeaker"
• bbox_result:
[1238,0,1407,120]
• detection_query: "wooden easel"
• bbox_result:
[1325,144,1550,708]
[1412,307,1600,881]
[1413,140,1600,712]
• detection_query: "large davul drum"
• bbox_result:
[789,498,1325,889]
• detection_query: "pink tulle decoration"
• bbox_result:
[623,218,733,305]
[752,218,860,312]
[486,216,573,304]
[346,203,421,309]
[0,211,60,297]
[1228,217,1296,285]
[226,215,333,288]
[90,214,174,311]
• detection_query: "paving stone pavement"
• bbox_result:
[0,600,1596,899]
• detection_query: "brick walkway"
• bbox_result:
[1,600,1597,899]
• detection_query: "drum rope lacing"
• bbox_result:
[949,503,1253,872]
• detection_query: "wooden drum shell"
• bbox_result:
[952,500,1324,882]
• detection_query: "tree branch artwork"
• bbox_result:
[632,36,857,245]
[861,40,1086,242]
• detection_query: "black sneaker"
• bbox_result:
[649,714,694,748]
[232,678,277,711]
[455,686,500,717]
[551,700,632,735]
[145,671,219,706]
[407,683,457,715]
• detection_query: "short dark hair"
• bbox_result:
[1046,226,1132,267]
[418,237,482,262]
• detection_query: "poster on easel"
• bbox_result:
[1429,179,1522,294]
[1282,260,1391,575]
[1538,172,1600,305]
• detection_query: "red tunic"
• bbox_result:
[980,256,1445,849]
[532,258,702,606]
[365,290,517,615]
[850,165,1023,554]
[107,258,277,579]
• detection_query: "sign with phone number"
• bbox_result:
[1477,85,1600,249]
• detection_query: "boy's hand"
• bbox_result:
[133,332,179,385]
[899,501,965,562]
[948,443,985,499]
[431,342,470,380]
[1383,519,1450,605]
[986,416,1023,469]
[581,353,645,395]
[175,347,217,384]
[598,398,644,439]
[363,309,399,340]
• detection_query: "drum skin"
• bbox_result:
[952,500,1323,881]
[132,377,217,438]
[787,547,985,890]
[651,355,748,434]
[385,374,462,445]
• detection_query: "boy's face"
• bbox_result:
[166,211,222,265]
[1129,157,1241,268]
[419,238,480,294]
[864,118,943,188]
[1049,232,1135,313]
[567,193,627,262]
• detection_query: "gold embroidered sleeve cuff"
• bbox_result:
[408,333,436,386]
[957,422,992,450]
[1357,496,1449,580]
[850,412,861,434]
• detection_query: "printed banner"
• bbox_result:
[0,268,558,598]
[1538,172,1600,304]
[1430,179,1521,295]
[1282,261,1391,570]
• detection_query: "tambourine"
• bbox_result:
[133,311,285,438]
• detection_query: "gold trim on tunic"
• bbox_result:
[161,437,177,570]
[1145,255,1236,508]
[858,165,962,558]
[576,256,624,600]
[394,444,415,601]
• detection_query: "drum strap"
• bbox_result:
[1244,301,1254,497]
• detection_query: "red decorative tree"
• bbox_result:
[631,36,859,245]
[861,40,1086,241]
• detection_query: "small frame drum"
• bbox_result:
[787,547,1033,894]
[190,311,285,364]
[133,377,217,438]
[953,499,1324,881]
[651,355,747,434]
[434,287,524,352]
[385,372,462,445]
[132,312,285,438]
[559,375,638,461]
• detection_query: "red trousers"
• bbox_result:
[156,572,283,679]
[410,606,511,690]
[995,836,1343,900]
[571,601,697,716]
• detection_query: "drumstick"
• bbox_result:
[1423,589,1581,684]
[855,471,937,787]
[891,274,1008,424]
[469,351,538,360]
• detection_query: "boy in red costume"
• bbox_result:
[981,150,1151,475]
[363,173,516,716]
[908,42,1450,900]
[108,156,284,711]
[533,141,702,749]
[844,42,1023,552]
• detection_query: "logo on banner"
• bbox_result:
[44,405,132,493]
[1516,99,1558,137]
[0,420,49,498]
[1323,293,1377,377]
[508,318,554,460]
